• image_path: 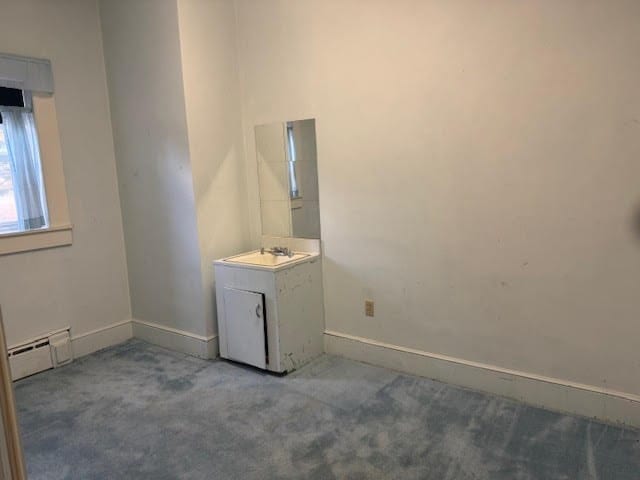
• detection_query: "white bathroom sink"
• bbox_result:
[223,251,310,268]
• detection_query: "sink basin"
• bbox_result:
[223,251,309,267]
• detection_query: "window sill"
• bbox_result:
[0,224,72,256]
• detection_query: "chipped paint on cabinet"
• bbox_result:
[214,256,324,373]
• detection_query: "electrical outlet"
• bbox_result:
[365,300,374,317]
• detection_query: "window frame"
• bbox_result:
[0,93,72,255]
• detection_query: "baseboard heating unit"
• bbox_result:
[8,328,73,380]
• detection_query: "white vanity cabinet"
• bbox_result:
[214,252,324,373]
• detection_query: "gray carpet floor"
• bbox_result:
[14,339,640,479]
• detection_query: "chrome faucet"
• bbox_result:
[260,246,294,257]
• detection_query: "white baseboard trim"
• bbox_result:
[71,320,133,359]
[132,319,218,359]
[324,330,640,428]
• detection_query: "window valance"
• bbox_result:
[0,53,53,94]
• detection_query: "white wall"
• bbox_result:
[177,0,251,338]
[235,0,640,397]
[99,0,207,336]
[0,0,131,346]
[100,0,250,343]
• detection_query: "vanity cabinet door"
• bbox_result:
[222,287,267,369]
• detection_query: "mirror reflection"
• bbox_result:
[255,118,320,239]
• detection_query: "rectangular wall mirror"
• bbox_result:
[255,118,321,239]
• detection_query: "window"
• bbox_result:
[286,122,300,199]
[0,87,49,234]
[0,53,72,255]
